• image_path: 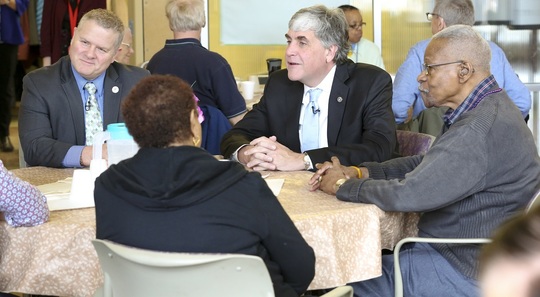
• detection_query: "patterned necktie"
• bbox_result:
[301,88,322,152]
[84,82,103,145]
[36,0,44,41]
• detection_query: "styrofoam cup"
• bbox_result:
[241,81,255,100]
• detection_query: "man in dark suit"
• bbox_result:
[220,5,396,171]
[19,9,149,168]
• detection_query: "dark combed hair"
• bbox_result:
[121,75,196,148]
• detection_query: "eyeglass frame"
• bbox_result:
[426,12,442,21]
[348,22,366,30]
[121,42,132,49]
[422,60,464,75]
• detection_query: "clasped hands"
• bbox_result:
[237,138,365,195]
[308,156,365,195]
[237,136,305,171]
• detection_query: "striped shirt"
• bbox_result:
[444,75,502,127]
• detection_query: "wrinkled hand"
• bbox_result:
[81,144,107,167]
[308,156,350,194]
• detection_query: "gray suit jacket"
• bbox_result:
[221,60,397,166]
[19,56,149,167]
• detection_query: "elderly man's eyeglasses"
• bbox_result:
[422,60,463,75]
[426,12,442,21]
[121,42,132,49]
[349,22,366,30]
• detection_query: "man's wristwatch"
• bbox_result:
[334,178,348,192]
[303,152,311,170]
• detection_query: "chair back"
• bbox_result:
[526,189,540,213]
[321,285,354,297]
[92,239,274,297]
[396,130,436,156]
[140,61,149,69]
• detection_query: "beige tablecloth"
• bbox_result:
[0,167,418,296]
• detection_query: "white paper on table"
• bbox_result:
[36,169,96,211]
[265,178,284,197]
[38,173,284,210]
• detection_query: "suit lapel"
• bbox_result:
[284,83,304,152]
[327,64,351,146]
[60,58,86,144]
[103,64,122,125]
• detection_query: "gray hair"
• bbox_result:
[166,0,206,32]
[434,0,475,26]
[79,9,124,48]
[432,25,491,73]
[289,5,350,64]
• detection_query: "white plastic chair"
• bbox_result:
[92,239,274,297]
[139,60,149,69]
[92,239,353,297]
[526,189,540,212]
[321,285,354,297]
[393,188,540,297]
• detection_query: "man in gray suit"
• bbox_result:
[19,9,149,168]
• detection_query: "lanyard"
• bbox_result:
[68,0,80,37]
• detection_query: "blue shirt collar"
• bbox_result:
[71,64,106,97]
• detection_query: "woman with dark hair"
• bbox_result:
[93,75,315,297]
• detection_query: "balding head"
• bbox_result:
[418,25,492,110]
[432,24,491,74]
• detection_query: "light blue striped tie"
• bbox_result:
[301,88,322,152]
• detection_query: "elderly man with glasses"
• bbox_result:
[310,24,540,297]
[115,27,135,65]
[392,0,530,136]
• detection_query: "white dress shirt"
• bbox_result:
[298,65,337,151]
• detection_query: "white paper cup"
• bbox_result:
[249,75,260,93]
[241,81,255,100]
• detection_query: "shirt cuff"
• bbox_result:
[303,152,313,170]
[230,144,248,164]
[62,146,85,168]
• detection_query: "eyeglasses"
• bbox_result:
[422,60,463,75]
[121,42,132,49]
[348,22,366,30]
[426,12,442,21]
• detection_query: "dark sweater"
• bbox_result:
[94,146,315,296]
[338,88,540,278]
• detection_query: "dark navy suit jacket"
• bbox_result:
[221,60,397,166]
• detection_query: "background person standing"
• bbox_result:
[0,0,28,152]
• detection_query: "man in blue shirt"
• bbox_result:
[392,0,530,134]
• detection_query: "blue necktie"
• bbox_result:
[301,88,322,152]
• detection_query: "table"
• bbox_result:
[0,167,419,296]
